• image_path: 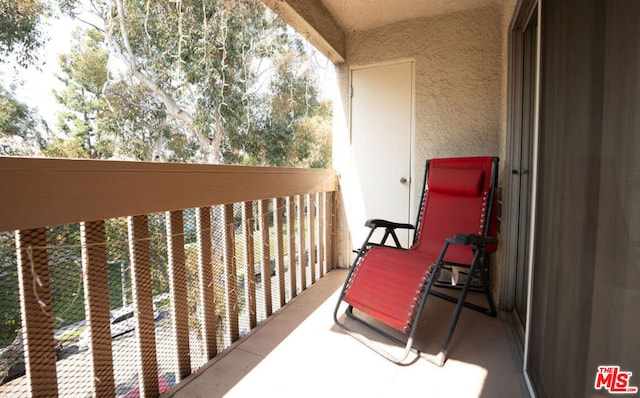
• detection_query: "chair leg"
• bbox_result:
[478,255,497,316]
[425,249,484,367]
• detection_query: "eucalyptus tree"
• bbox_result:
[98,78,200,162]
[0,0,54,156]
[241,48,330,167]
[0,0,49,67]
[84,0,292,164]
[0,85,46,155]
[5,0,325,164]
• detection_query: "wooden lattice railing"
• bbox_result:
[0,157,337,397]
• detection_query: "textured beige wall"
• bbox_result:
[332,3,512,301]
[340,4,504,211]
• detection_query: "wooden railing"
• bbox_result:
[0,157,337,397]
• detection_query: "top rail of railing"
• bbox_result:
[0,156,338,232]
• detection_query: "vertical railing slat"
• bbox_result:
[274,198,286,307]
[242,202,257,330]
[127,215,159,397]
[309,194,317,284]
[223,204,240,343]
[166,210,191,381]
[196,207,218,359]
[297,195,307,291]
[81,220,116,397]
[318,193,325,277]
[259,200,273,317]
[287,197,297,299]
[15,228,58,397]
[326,192,334,271]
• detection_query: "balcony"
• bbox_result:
[0,156,525,397]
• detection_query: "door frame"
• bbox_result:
[502,0,540,395]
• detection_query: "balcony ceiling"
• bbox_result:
[320,0,501,32]
[262,0,500,63]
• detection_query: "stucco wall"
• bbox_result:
[339,3,503,212]
[332,4,509,299]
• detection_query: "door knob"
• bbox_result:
[400,177,407,184]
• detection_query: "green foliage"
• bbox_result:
[47,224,86,328]
[0,232,20,347]
[104,219,132,307]
[0,1,334,353]
[0,0,49,67]
[52,28,112,158]
[185,244,221,343]
[98,79,199,162]
[240,49,331,167]
[148,214,170,296]
[91,0,330,165]
[41,137,91,158]
[1,0,333,166]
[0,217,178,347]
[293,103,332,168]
[109,0,280,162]
[0,85,46,155]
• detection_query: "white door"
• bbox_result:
[350,61,413,249]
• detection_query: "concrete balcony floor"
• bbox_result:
[167,269,528,398]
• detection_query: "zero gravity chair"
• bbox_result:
[334,156,499,366]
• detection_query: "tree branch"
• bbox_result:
[111,0,214,158]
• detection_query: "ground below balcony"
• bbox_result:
[166,269,528,398]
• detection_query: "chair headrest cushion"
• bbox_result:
[428,167,484,196]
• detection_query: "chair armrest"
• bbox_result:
[357,219,415,250]
[446,233,498,246]
[365,219,415,230]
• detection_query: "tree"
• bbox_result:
[53,28,112,158]
[51,24,199,162]
[291,100,332,168]
[0,0,54,157]
[240,47,331,167]
[0,85,46,155]
[0,0,333,166]
[98,78,200,162]
[77,0,319,164]
[0,0,49,67]
[83,0,245,163]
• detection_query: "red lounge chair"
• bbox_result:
[334,156,498,366]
